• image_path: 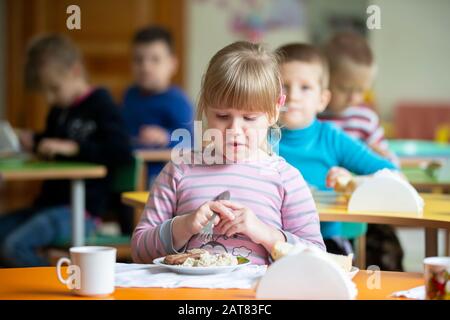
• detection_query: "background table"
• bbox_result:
[0,266,424,300]
[389,139,450,158]
[315,192,450,259]
[401,166,450,191]
[122,191,450,258]
[390,139,450,190]
[0,160,106,246]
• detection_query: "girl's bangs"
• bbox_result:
[203,71,278,117]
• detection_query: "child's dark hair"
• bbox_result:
[276,43,329,89]
[132,25,174,53]
[25,34,82,90]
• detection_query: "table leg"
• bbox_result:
[425,228,438,257]
[133,208,142,230]
[446,229,450,256]
[71,179,85,246]
[137,162,148,191]
[354,235,366,270]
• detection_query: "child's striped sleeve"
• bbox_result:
[131,162,181,263]
[279,164,326,251]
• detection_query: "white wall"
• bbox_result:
[308,0,368,43]
[370,0,450,119]
[0,0,5,119]
[185,0,309,108]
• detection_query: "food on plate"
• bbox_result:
[162,249,239,267]
[163,248,207,265]
[271,241,354,273]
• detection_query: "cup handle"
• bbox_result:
[56,257,71,285]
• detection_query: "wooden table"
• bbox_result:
[122,191,450,258]
[0,160,106,246]
[315,192,450,259]
[389,139,450,158]
[400,166,450,192]
[134,149,172,162]
[0,266,424,300]
[390,139,450,191]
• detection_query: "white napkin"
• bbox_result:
[114,263,267,289]
[390,286,425,300]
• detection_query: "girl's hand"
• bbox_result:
[215,200,284,250]
[185,201,235,235]
[171,201,235,250]
[326,166,353,189]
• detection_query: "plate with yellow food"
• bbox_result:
[153,249,251,275]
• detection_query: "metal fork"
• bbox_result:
[199,190,230,243]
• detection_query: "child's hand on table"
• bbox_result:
[326,167,355,192]
[215,200,285,253]
[37,138,79,158]
[139,125,170,147]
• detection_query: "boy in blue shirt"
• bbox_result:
[276,43,398,255]
[122,26,194,185]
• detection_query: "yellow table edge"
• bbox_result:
[0,165,107,181]
[122,192,450,229]
[0,267,424,300]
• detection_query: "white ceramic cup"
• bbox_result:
[423,256,450,300]
[56,246,116,296]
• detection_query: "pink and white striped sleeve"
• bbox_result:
[279,164,326,251]
[131,162,181,263]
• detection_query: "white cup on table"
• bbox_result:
[56,246,116,297]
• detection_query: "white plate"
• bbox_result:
[153,257,251,275]
[348,266,359,279]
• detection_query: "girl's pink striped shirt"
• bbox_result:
[131,152,325,265]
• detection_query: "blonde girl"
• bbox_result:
[131,41,325,265]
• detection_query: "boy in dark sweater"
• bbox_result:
[122,26,194,186]
[0,35,132,267]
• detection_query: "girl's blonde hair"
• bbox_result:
[197,41,282,122]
